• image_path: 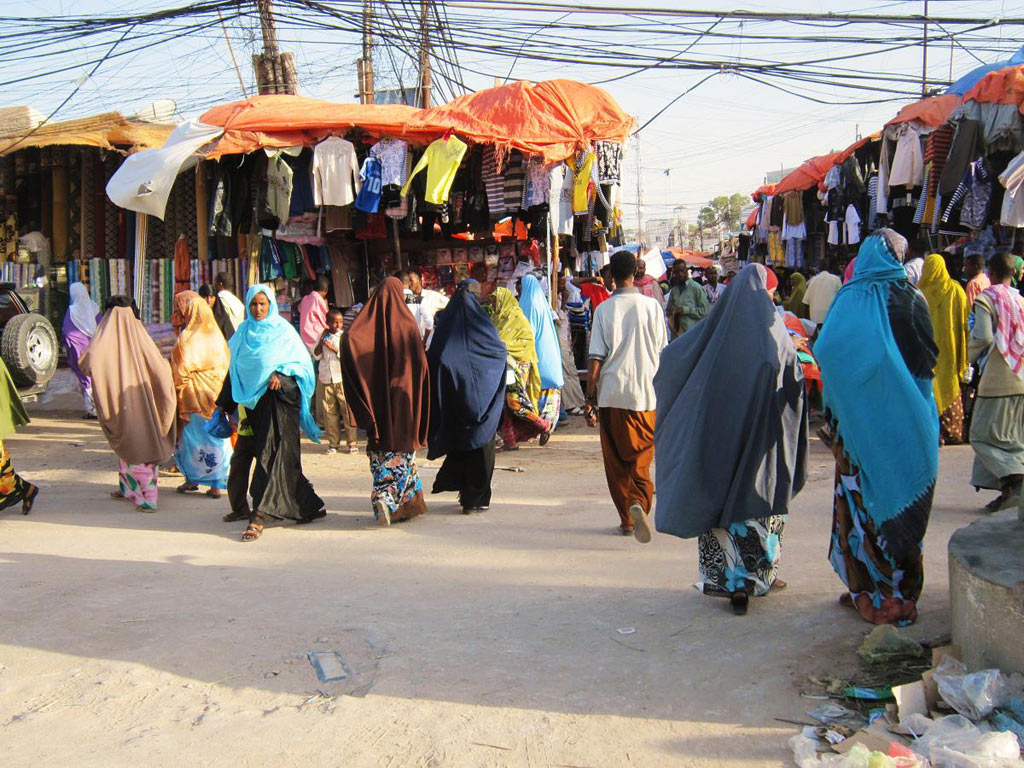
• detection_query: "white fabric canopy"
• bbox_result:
[106,120,223,219]
[642,246,667,280]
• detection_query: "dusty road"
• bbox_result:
[0,394,987,767]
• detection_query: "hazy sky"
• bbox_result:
[5,0,1023,226]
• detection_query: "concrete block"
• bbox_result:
[949,510,1024,674]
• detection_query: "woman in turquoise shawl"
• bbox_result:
[222,284,324,541]
[815,229,938,626]
[518,274,564,443]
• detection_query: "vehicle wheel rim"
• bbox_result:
[26,329,52,370]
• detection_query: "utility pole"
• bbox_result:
[253,0,298,95]
[921,0,929,95]
[358,0,375,103]
[418,0,432,108]
[635,134,644,246]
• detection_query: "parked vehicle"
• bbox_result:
[0,284,58,402]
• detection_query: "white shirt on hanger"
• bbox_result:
[312,136,362,206]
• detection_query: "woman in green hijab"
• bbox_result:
[1012,256,1024,289]
[486,287,549,450]
[0,357,38,514]
[784,272,810,319]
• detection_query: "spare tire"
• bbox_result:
[2,313,58,387]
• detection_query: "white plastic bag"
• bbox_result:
[916,714,1021,767]
[934,659,1007,720]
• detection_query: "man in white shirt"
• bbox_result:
[703,266,726,305]
[400,268,449,340]
[313,308,358,454]
[903,239,927,285]
[586,250,668,541]
[803,263,843,326]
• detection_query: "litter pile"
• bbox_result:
[790,626,1024,767]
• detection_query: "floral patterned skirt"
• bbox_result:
[829,435,924,625]
[369,450,427,522]
[0,441,30,512]
[698,516,785,597]
[118,460,159,511]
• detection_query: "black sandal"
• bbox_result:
[21,484,38,515]
[222,509,250,523]
[242,522,264,542]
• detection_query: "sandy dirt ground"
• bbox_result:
[0,388,989,767]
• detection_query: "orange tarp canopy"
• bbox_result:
[886,94,961,127]
[200,95,421,157]
[745,206,758,228]
[198,80,634,162]
[403,79,635,162]
[774,151,843,194]
[770,134,878,196]
[667,248,713,268]
[0,112,173,156]
[962,64,1024,109]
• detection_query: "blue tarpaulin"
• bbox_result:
[946,45,1024,95]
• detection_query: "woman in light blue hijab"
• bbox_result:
[518,273,564,444]
[221,284,324,541]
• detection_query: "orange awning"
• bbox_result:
[962,64,1024,110]
[770,133,878,196]
[200,95,421,157]
[404,79,635,162]
[0,112,173,156]
[198,81,634,162]
[668,248,713,268]
[886,94,961,128]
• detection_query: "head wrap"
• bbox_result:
[68,282,100,337]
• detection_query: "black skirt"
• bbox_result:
[246,375,324,521]
[431,437,495,510]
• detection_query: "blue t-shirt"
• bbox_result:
[354,157,383,213]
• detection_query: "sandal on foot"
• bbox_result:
[374,499,391,527]
[242,522,264,542]
[539,432,551,446]
[205,488,222,499]
[839,592,855,608]
[222,510,249,523]
[730,592,749,615]
[21,484,38,515]
[136,506,156,513]
[771,579,788,591]
[110,490,126,500]
[176,483,199,494]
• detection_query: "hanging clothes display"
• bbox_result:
[312,136,361,207]
[401,135,468,205]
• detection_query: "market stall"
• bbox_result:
[107,80,635,326]
[0,110,174,337]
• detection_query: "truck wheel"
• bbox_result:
[2,313,57,387]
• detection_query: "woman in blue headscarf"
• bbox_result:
[518,273,564,445]
[427,280,507,513]
[219,284,325,541]
[815,229,939,625]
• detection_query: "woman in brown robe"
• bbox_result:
[341,277,430,526]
